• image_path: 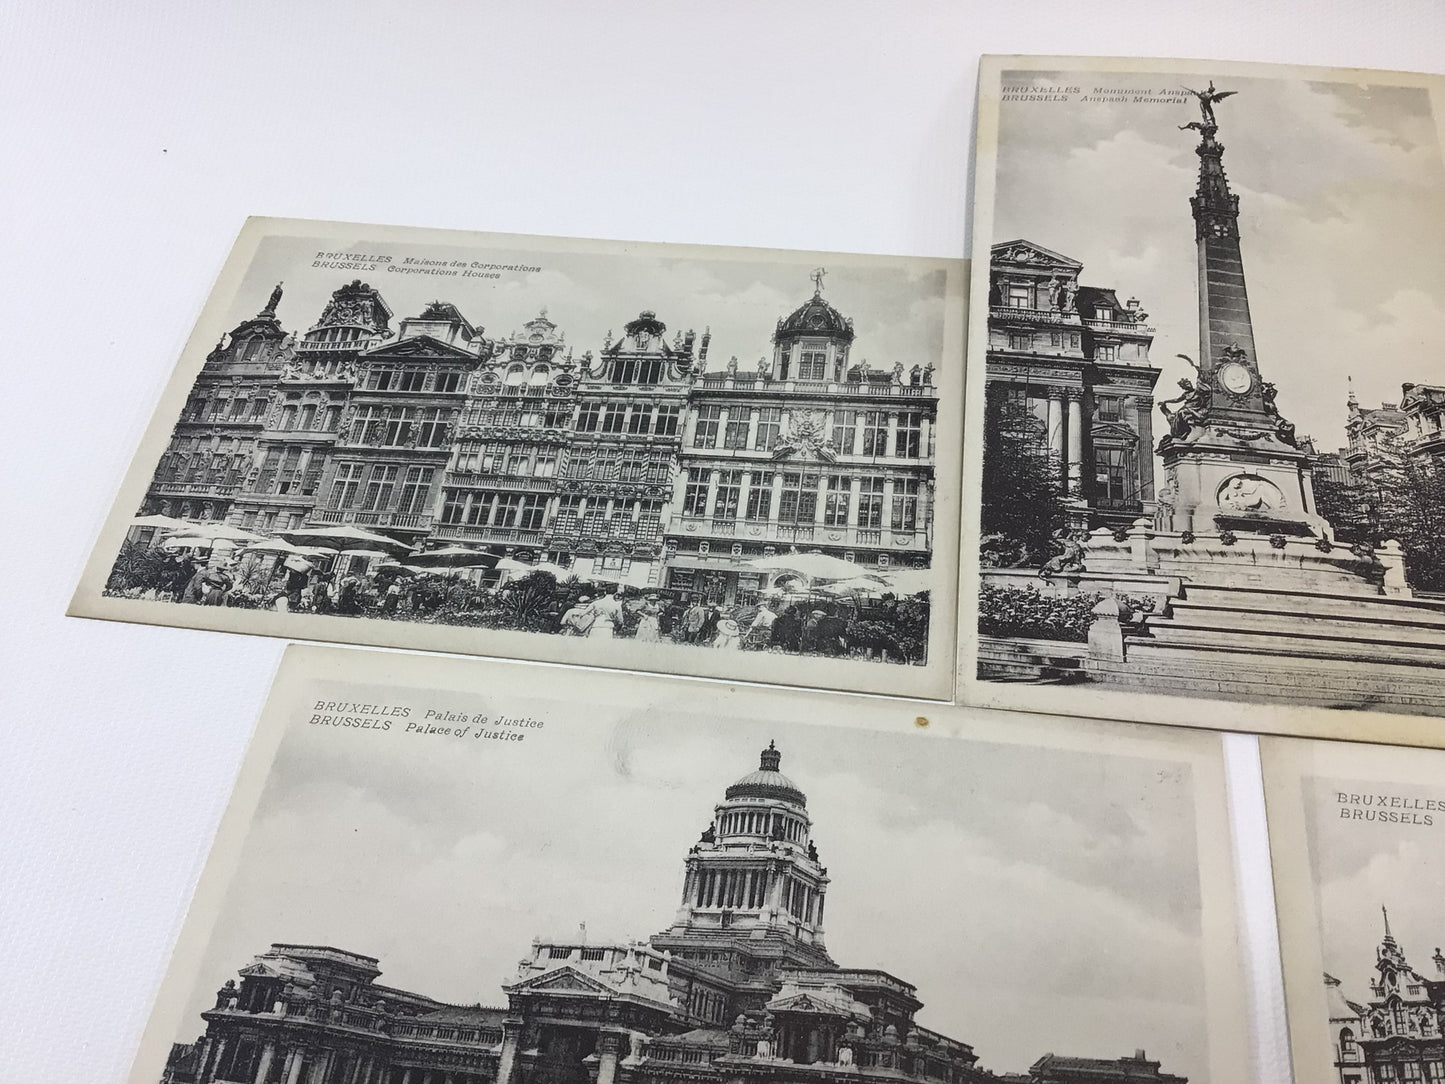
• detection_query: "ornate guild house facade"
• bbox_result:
[435,311,578,560]
[561,310,702,586]
[984,242,1160,529]
[310,302,486,547]
[230,282,395,535]
[1326,912,1445,1084]
[146,286,292,529]
[162,745,1184,1084]
[135,271,939,597]
[667,275,937,604]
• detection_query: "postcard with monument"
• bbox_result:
[960,56,1445,745]
[1262,736,1445,1084]
[121,643,1250,1084]
[69,218,964,700]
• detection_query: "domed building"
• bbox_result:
[665,272,938,610]
[169,743,994,1084]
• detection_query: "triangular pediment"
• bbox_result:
[238,961,299,981]
[508,965,617,997]
[991,239,1083,270]
[1090,420,1141,444]
[365,335,478,361]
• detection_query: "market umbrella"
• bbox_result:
[164,522,266,545]
[277,524,414,556]
[497,557,572,580]
[745,551,886,583]
[880,567,934,594]
[239,538,334,558]
[820,576,891,596]
[129,513,192,531]
[409,545,498,569]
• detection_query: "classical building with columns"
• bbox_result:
[228,281,394,536]
[664,278,936,604]
[142,285,292,527]
[984,241,1160,530]
[161,743,1025,1084]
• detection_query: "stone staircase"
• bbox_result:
[1087,584,1445,713]
[977,637,1088,684]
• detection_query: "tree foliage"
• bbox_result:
[980,393,1069,568]
[1317,454,1445,593]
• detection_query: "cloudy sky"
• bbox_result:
[994,70,1445,453]
[218,232,950,383]
[1306,774,1445,1004]
[176,685,1209,1080]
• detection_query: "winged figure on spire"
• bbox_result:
[1181,80,1237,127]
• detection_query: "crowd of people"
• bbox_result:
[106,539,929,662]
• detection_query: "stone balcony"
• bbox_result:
[443,472,558,494]
[694,374,935,399]
[670,515,923,551]
[309,508,433,532]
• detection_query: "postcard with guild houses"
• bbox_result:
[70,219,964,700]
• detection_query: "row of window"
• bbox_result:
[273,401,343,433]
[183,393,269,423]
[692,407,925,457]
[576,401,683,437]
[347,407,452,448]
[454,443,560,478]
[682,470,921,530]
[327,463,436,514]
[439,491,548,531]
[783,347,846,382]
[438,491,667,539]
[154,452,245,487]
[1005,330,1083,352]
[462,404,575,429]
[363,366,466,393]
[1367,1062,1445,1082]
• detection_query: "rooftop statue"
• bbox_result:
[1182,80,1237,127]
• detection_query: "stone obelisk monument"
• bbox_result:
[1155,82,1330,539]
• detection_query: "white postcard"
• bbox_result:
[122,645,1250,1084]
[961,56,1445,745]
[70,219,964,700]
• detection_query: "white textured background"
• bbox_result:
[3,3,1443,1082]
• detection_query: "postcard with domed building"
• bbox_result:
[960,57,1445,745]
[1261,736,1445,1084]
[119,644,1252,1084]
[69,218,964,700]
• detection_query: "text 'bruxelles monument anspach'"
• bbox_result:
[979,81,1445,714]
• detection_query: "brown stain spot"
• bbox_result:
[914,716,929,729]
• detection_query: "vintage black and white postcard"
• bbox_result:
[121,645,1250,1084]
[1262,737,1445,1084]
[959,57,1445,744]
[69,219,964,700]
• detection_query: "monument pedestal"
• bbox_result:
[1156,428,1331,541]
[1081,521,1404,596]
